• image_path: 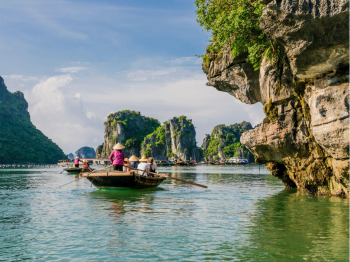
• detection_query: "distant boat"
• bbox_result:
[227,157,249,165]
[80,170,166,189]
[63,167,95,174]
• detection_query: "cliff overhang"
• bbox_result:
[201,0,349,196]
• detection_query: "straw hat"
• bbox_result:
[75,156,79,159]
[139,156,148,162]
[124,158,129,162]
[129,155,139,162]
[83,160,88,163]
[113,143,125,150]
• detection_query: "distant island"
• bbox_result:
[202,122,254,162]
[0,76,66,164]
[95,110,253,162]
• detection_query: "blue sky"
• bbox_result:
[0,0,264,154]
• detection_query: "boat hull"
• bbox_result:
[81,171,166,189]
[64,167,83,174]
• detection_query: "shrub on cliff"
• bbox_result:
[195,0,273,69]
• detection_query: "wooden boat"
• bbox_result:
[64,167,95,174]
[64,167,83,173]
[80,171,166,189]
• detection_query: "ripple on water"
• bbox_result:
[0,165,348,261]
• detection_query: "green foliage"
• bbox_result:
[167,152,178,158]
[177,131,182,136]
[154,126,166,148]
[105,110,160,152]
[223,142,241,157]
[263,97,278,123]
[195,0,274,70]
[214,155,220,160]
[0,85,66,164]
[203,123,254,160]
[125,138,138,148]
[144,144,152,157]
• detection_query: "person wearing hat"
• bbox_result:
[74,156,80,168]
[109,143,125,171]
[123,158,130,172]
[137,156,150,175]
[82,160,90,169]
[129,155,139,169]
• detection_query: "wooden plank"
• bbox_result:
[80,171,134,177]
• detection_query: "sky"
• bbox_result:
[0,0,264,154]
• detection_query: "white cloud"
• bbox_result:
[166,57,202,65]
[74,93,81,99]
[56,67,88,73]
[26,75,102,154]
[3,75,39,82]
[126,68,178,81]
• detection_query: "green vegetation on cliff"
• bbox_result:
[202,122,254,161]
[108,110,160,149]
[0,77,66,164]
[195,0,273,69]
[141,116,201,161]
[100,110,160,158]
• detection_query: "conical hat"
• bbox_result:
[124,158,129,162]
[129,155,139,162]
[113,143,125,150]
[75,156,79,159]
[139,155,148,162]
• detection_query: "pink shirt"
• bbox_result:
[109,150,124,165]
[74,158,80,164]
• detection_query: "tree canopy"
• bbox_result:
[195,0,273,69]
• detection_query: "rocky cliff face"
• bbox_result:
[97,110,160,158]
[75,147,96,159]
[201,122,254,162]
[202,1,349,196]
[141,116,202,161]
[0,76,66,164]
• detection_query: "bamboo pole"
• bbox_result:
[128,166,208,189]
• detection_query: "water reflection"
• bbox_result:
[235,188,349,261]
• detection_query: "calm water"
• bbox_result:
[0,165,348,261]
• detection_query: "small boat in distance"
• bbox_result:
[63,167,95,174]
[80,170,166,189]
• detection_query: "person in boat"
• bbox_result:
[147,157,157,177]
[74,156,80,168]
[82,160,90,170]
[109,143,125,171]
[137,156,150,175]
[123,158,130,172]
[129,155,139,169]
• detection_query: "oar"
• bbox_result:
[58,165,112,188]
[127,166,208,189]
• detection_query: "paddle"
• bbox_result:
[58,165,113,188]
[127,166,208,189]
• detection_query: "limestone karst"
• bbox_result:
[0,76,66,164]
[201,0,349,196]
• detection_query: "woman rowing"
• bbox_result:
[109,143,125,171]
[74,156,80,168]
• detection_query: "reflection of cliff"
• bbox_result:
[234,189,349,261]
[201,1,349,196]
